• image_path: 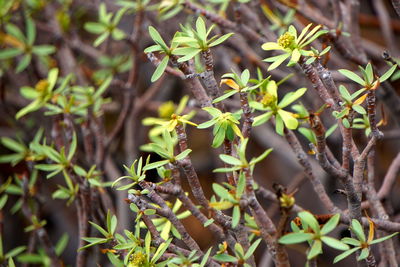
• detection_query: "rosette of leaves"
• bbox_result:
[143,95,197,137]
[79,211,118,250]
[143,26,180,82]
[303,46,331,65]
[213,69,251,103]
[334,218,399,263]
[0,128,44,166]
[262,23,328,71]
[251,79,307,135]
[140,130,192,170]
[213,239,261,266]
[16,68,65,119]
[338,63,397,92]
[197,107,243,148]
[112,156,148,191]
[47,76,112,119]
[352,114,381,137]
[279,212,349,260]
[332,85,367,128]
[0,16,55,73]
[171,17,234,63]
[84,3,127,47]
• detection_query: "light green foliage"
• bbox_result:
[334,219,399,263]
[338,63,397,90]
[0,15,55,72]
[279,212,348,260]
[143,95,197,136]
[250,78,306,135]
[171,17,234,62]
[197,107,243,147]
[213,239,261,266]
[261,5,295,35]
[214,69,251,103]
[84,3,127,47]
[262,23,328,70]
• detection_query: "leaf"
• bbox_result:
[16,54,32,73]
[252,111,273,126]
[110,214,117,235]
[370,232,399,245]
[338,69,365,86]
[333,247,360,263]
[0,195,8,210]
[278,87,307,108]
[176,48,201,62]
[32,45,55,56]
[278,109,298,130]
[212,127,225,148]
[358,247,369,261]
[380,64,398,83]
[212,90,237,103]
[320,214,340,235]
[298,211,320,233]
[307,240,322,259]
[339,85,352,101]
[94,32,109,47]
[204,219,214,227]
[267,53,291,71]
[196,17,207,40]
[0,48,22,59]
[250,148,273,166]
[244,239,262,259]
[236,172,246,198]
[321,236,349,250]
[212,183,230,200]
[143,159,170,171]
[151,56,169,82]
[280,232,314,244]
[200,247,212,267]
[1,137,25,152]
[365,63,373,84]
[275,114,284,136]
[213,254,237,262]
[289,48,301,64]
[350,219,366,243]
[232,205,241,228]
[175,149,192,161]
[219,154,242,166]
[261,42,284,51]
[209,201,234,210]
[148,26,168,50]
[209,32,234,47]
[341,237,361,246]
[4,246,26,259]
[84,22,106,34]
[55,233,69,256]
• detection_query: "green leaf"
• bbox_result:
[89,221,109,237]
[278,87,307,108]
[300,29,328,47]
[1,137,26,152]
[333,247,360,263]
[267,53,291,71]
[278,109,298,129]
[212,90,237,103]
[250,148,273,166]
[209,33,234,47]
[26,17,36,45]
[177,48,201,62]
[94,32,110,47]
[200,247,212,267]
[232,205,240,228]
[358,247,369,261]
[6,24,25,42]
[339,85,351,101]
[219,154,242,166]
[143,159,170,170]
[236,172,246,198]
[370,232,399,244]
[380,64,398,83]
[307,240,322,259]
[320,214,340,235]
[151,56,169,82]
[84,22,106,34]
[279,232,314,244]
[213,253,237,262]
[365,63,373,84]
[204,219,214,227]
[352,105,366,114]
[321,236,349,250]
[79,237,108,250]
[16,54,32,73]
[4,246,26,259]
[275,114,284,136]
[67,133,77,161]
[252,111,273,126]
[195,17,207,40]
[298,211,320,233]
[0,195,8,210]
[148,26,168,51]
[338,69,365,86]
[350,219,366,243]
[244,239,261,259]
[212,183,230,200]
[175,149,192,161]
[55,233,69,256]
[110,214,117,235]
[212,127,226,148]
[341,237,361,246]
[0,48,22,59]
